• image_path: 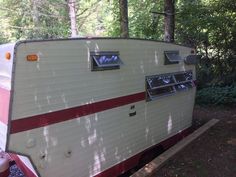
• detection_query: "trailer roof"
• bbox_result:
[10,37,193,48]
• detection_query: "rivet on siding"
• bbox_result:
[64,149,72,158]
[39,152,46,160]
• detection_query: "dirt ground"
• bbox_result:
[152,106,236,177]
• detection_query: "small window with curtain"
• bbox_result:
[90,51,123,71]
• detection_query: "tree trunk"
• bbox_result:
[67,0,78,37]
[164,0,175,42]
[119,0,129,38]
[32,0,40,27]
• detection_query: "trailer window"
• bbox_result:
[147,86,175,100]
[147,74,175,89]
[164,51,182,65]
[174,71,193,83]
[184,71,193,81]
[175,82,193,91]
[146,70,194,101]
[91,51,123,71]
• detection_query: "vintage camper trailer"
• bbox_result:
[0,38,197,177]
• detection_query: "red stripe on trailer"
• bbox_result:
[94,127,192,177]
[10,92,146,134]
[9,154,37,177]
[0,87,10,125]
[8,127,191,177]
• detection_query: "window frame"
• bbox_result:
[174,71,193,83]
[90,51,123,71]
[164,51,182,65]
[146,70,194,101]
[146,74,176,89]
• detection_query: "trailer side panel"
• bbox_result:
[7,39,196,177]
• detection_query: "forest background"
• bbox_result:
[0,0,235,105]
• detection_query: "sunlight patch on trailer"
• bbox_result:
[167,114,173,134]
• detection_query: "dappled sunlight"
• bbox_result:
[140,60,145,73]
[88,129,97,145]
[180,63,186,71]
[43,127,50,148]
[85,118,92,132]
[36,63,40,71]
[114,147,121,161]
[80,137,87,148]
[145,127,150,138]
[46,95,51,105]
[42,127,58,148]
[61,93,69,108]
[91,152,101,176]
[167,113,173,134]
[154,51,159,65]
[91,150,106,176]
[34,89,42,112]
[95,43,100,52]
[86,41,91,68]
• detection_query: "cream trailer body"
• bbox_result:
[0,38,197,177]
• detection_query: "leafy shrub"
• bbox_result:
[196,86,236,105]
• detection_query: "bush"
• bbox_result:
[196,86,236,105]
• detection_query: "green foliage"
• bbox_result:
[0,0,112,40]
[105,0,120,37]
[0,0,235,106]
[197,53,236,89]
[175,0,236,88]
[196,86,236,105]
[128,0,163,39]
[107,0,164,39]
[0,0,70,40]
[0,31,9,44]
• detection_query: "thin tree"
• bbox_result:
[164,0,175,42]
[32,0,40,27]
[67,0,78,37]
[119,0,129,38]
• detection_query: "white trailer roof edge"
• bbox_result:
[13,37,194,48]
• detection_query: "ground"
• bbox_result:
[9,106,236,177]
[152,106,236,177]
